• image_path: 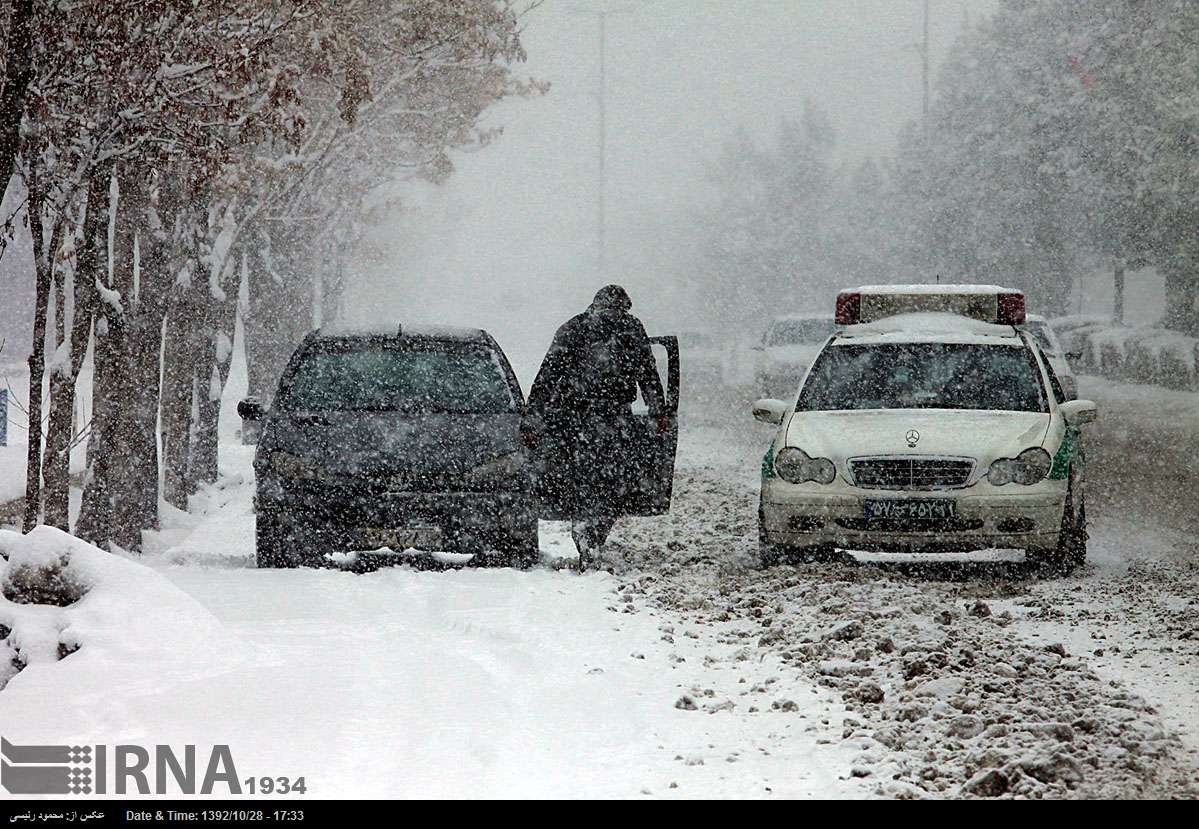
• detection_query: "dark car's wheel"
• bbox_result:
[491,520,541,570]
[256,509,322,569]
[256,510,287,569]
[1029,484,1087,577]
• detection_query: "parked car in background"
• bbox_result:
[676,330,729,387]
[754,315,837,397]
[1024,314,1079,399]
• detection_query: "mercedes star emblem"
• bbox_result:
[905,429,920,447]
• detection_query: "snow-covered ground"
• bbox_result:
[1,373,1197,798]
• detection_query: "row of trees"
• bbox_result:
[1,1,540,550]
[703,0,1199,333]
[701,105,913,329]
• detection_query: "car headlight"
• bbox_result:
[774,447,836,485]
[463,451,527,485]
[270,451,321,480]
[987,447,1051,486]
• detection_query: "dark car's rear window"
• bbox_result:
[279,340,518,413]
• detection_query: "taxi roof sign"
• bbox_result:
[835,284,1025,326]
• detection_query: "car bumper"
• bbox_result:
[256,482,535,554]
[761,477,1065,553]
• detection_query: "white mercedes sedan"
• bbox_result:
[753,287,1097,574]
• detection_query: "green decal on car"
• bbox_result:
[1048,426,1079,480]
[762,442,775,478]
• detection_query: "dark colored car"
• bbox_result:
[238,324,538,569]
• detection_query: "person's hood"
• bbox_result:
[590,284,632,313]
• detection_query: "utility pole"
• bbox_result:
[921,0,930,135]
[569,3,638,280]
[597,9,607,278]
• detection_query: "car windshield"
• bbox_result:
[767,319,834,346]
[280,341,517,413]
[797,342,1048,412]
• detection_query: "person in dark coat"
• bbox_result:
[523,284,668,568]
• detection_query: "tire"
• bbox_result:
[1064,489,1088,569]
[494,521,541,570]
[255,510,287,569]
[758,508,783,568]
[758,504,839,567]
[256,509,321,569]
[1029,484,1087,576]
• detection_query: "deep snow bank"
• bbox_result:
[0,526,244,706]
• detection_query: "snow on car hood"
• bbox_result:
[784,409,1051,471]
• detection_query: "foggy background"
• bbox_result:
[345,0,998,383]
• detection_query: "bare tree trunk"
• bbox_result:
[161,297,201,508]
[1113,263,1125,325]
[189,247,239,488]
[161,198,206,509]
[110,168,180,544]
[78,165,172,552]
[43,168,108,530]
[22,169,52,532]
[76,170,126,546]
[0,0,34,194]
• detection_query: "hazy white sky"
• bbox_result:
[351,0,997,381]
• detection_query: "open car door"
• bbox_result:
[532,335,680,519]
[622,335,680,515]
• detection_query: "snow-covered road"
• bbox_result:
[2,375,1196,799]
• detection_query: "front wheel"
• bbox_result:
[256,509,322,568]
[758,507,782,568]
[255,510,287,569]
[1028,485,1087,576]
[493,521,541,570]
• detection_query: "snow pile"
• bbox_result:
[1000,558,1199,760]
[0,526,243,699]
[1070,324,1199,390]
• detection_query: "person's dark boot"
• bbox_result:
[571,521,593,572]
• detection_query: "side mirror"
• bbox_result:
[237,397,266,421]
[752,398,788,425]
[1059,399,1097,426]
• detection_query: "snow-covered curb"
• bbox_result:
[0,526,244,704]
[1051,317,1199,391]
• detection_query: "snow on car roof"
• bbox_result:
[834,312,1022,345]
[855,283,1019,295]
[317,321,489,342]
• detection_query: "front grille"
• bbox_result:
[849,457,974,490]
